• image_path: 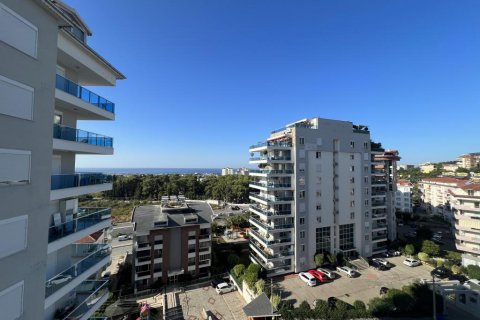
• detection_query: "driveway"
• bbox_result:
[277,256,433,307]
[178,284,247,320]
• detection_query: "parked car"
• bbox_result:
[370,259,388,271]
[403,258,421,267]
[448,274,468,283]
[299,272,317,286]
[336,266,357,278]
[308,270,329,283]
[372,258,392,268]
[387,250,401,257]
[118,234,132,241]
[231,205,241,210]
[431,267,451,279]
[379,287,389,295]
[215,282,235,294]
[317,268,335,280]
[211,277,229,288]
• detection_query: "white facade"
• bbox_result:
[396,181,413,213]
[248,118,398,277]
[221,167,234,176]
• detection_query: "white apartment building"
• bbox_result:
[0,1,124,319]
[396,179,413,213]
[248,118,399,277]
[221,167,235,176]
[457,153,480,170]
[420,177,480,266]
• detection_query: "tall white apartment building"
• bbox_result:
[0,1,124,319]
[457,153,480,170]
[420,177,480,266]
[248,118,399,276]
[221,167,235,176]
[396,179,413,213]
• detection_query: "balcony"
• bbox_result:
[456,242,480,254]
[58,280,109,320]
[55,74,115,120]
[250,253,292,276]
[48,208,111,253]
[249,169,294,176]
[45,244,111,305]
[249,181,292,191]
[249,155,292,164]
[53,124,113,155]
[372,233,388,242]
[249,205,292,218]
[50,173,113,201]
[371,200,387,208]
[250,241,294,260]
[249,229,292,247]
[249,216,273,231]
[249,141,292,151]
[372,223,387,231]
[249,192,294,204]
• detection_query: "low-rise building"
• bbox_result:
[131,196,212,291]
[396,179,413,213]
[420,163,435,173]
[457,153,480,170]
[397,164,415,170]
[443,163,459,172]
[420,177,480,266]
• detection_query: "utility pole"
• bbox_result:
[432,274,436,320]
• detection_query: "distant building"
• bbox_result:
[222,167,235,175]
[396,180,413,213]
[457,153,480,170]
[131,196,212,291]
[237,167,250,175]
[420,177,480,267]
[397,164,415,170]
[443,163,459,172]
[420,163,435,173]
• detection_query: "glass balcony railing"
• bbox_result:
[372,234,388,241]
[249,205,291,217]
[250,181,292,189]
[249,141,292,149]
[48,208,111,243]
[249,229,291,246]
[61,280,109,320]
[249,216,273,230]
[249,169,294,175]
[250,240,294,260]
[249,156,292,161]
[45,244,111,298]
[56,74,115,113]
[51,173,113,190]
[250,192,294,202]
[53,124,113,147]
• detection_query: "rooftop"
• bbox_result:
[132,200,212,233]
[242,293,277,317]
[422,177,480,191]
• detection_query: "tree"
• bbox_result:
[232,264,245,278]
[421,240,440,256]
[405,244,415,256]
[327,253,337,266]
[227,254,240,268]
[255,279,265,294]
[243,271,258,291]
[451,264,461,275]
[445,251,462,263]
[295,301,312,320]
[353,300,366,310]
[386,288,415,314]
[368,297,395,317]
[418,252,430,262]
[314,253,325,267]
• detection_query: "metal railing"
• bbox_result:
[249,156,292,161]
[249,192,294,202]
[249,205,291,217]
[249,169,294,175]
[53,124,113,147]
[56,74,115,113]
[48,208,111,243]
[45,244,111,297]
[249,141,292,149]
[51,173,113,190]
[250,181,292,189]
[62,280,109,320]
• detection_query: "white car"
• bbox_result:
[299,272,317,286]
[215,282,235,294]
[118,234,132,241]
[317,268,335,280]
[336,266,357,278]
[403,258,421,267]
[372,258,391,268]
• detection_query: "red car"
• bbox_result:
[308,269,329,283]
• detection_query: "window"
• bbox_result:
[350,166,355,172]
[364,177,369,183]
[350,201,355,207]
[299,190,305,199]
[317,177,322,184]
[365,211,369,218]
[316,204,321,210]
[339,224,354,250]
[316,191,321,197]
[365,200,369,206]
[0,215,28,259]
[350,212,355,219]
[316,151,321,158]
[350,141,355,148]
[300,231,305,239]
[300,217,305,225]
[350,177,355,184]
[350,154,355,160]
[188,257,196,266]
[0,281,24,320]
[301,244,305,252]
[299,137,305,145]
[317,216,322,223]
[364,142,369,149]
[364,166,369,173]
[365,235,369,240]
[475,202,479,209]
[315,227,331,253]
[468,190,474,196]
[365,187,369,195]
[0,149,31,185]
[350,188,355,196]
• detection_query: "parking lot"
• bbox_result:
[178,284,246,320]
[278,256,433,307]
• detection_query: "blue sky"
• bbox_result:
[68,0,480,168]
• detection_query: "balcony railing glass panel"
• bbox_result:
[53,124,113,147]
[51,173,113,190]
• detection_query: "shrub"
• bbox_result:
[247,263,262,275]
[227,254,240,268]
[255,279,265,294]
[294,301,312,319]
[405,244,415,256]
[386,288,415,314]
[243,271,258,291]
[353,300,366,310]
[314,253,325,267]
[429,259,438,268]
[466,265,480,280]
[314,299,329,314]
[451,264,461,275]
[270,294,281,310]
[444,260,454,270]
[436,260,444,268]
[368,297,395,317]
[421,240,440,256]
[445,251,462,263]
[232,264,245,278]
[418,252,430,262]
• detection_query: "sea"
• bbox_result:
[76,168,222,175]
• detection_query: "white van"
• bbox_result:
[298,272,317,286]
